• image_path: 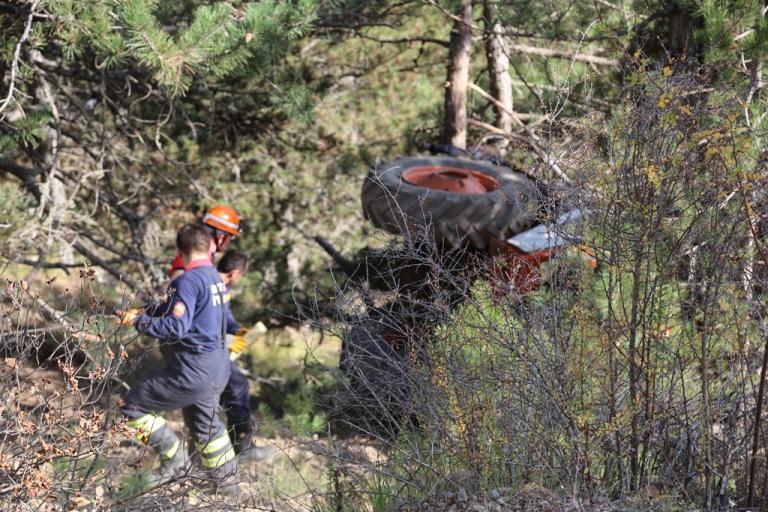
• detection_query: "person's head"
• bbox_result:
[203,205,241,253]
[177,224,215,266]
[217,250,250,286]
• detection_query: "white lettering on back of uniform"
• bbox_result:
[211,284,222,306]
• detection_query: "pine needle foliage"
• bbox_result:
[43,0,317,96]
[692,0,768,65]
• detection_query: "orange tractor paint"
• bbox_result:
[403,165,500,194]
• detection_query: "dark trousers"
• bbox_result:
[122,346,230,444]
[220,361,251,428]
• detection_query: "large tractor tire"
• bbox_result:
[361,156,542,250]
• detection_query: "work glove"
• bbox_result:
[115,307,143,325]
[229,335,248,361]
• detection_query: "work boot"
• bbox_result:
[209,459,240,498]
[238,443,278,463]
[195,433,240,498]
[148,448,188,486]
[230,421,278,462]
[184,462,239,503]
[161,447,188,476]
[132,418,186,486]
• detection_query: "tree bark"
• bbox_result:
[442,0,473,149]
[667,3,695,57]
[483,1,513,135]
[36,76,75,265]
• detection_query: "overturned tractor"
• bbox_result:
[320,151,592,435]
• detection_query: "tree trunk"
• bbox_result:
[483,1,513,135]
[667,4,695,57]
[35,76,74,265]
[442,0,473,149]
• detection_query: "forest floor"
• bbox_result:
[3,269,694,511]
[110,325,358,511]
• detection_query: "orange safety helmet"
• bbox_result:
[203,205,241,236]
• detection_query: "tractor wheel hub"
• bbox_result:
[403,166,499,194]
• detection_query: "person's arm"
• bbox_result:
[116,295,170,324]
[225,304,241,335]
[135,278,197,340]
[142,293,175,317]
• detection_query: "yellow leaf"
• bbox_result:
[646,164,661,187]
[70,496,90,509]
[657,94,669,109]
[662,66,672,77]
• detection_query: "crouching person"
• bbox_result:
[119,224,238,494]
[217,251,277,461]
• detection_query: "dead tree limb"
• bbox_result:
[313,236,360,278]
[468,82,571,183]
[506,41,619,67]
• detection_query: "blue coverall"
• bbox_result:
[120,260,236,477]
[221,288,252,451]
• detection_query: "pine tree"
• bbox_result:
[0,0,318,283]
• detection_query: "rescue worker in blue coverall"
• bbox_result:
[166,206,272,459]
[119,224,238,490]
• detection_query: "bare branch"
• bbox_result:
[0,158,42,199]
[468,82,571,183]
[421,0,480,30]
[0,0,39,117]
[72,241,144,294]
[358,34,449,47]
[506,41,619,67]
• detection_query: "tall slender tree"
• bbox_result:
[442,0,473,149]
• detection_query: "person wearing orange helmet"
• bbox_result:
[168,205,241,280]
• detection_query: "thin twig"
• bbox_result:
[468,82,571,183]
[0,0,39,117]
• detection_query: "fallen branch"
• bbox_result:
[313,236,360,279]
[15,257,124,269]
[22,292,132,392]
[506,41,619,67]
